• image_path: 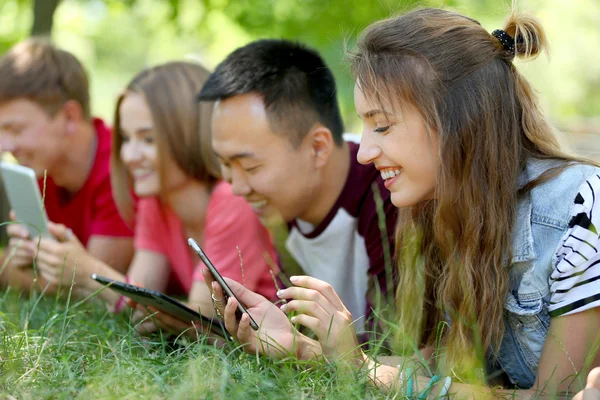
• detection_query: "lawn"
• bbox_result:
[0,286,382,399]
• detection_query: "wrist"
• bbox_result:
[296,334,323,361]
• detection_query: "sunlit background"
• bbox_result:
[1,0,599,155]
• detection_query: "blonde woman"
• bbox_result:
[206,8,600,398]
[44,62,280,335]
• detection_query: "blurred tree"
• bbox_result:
[32,0,61,36]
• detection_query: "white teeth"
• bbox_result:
[380,168,402,180]
[249,200,267,210]
[132,169,153,177]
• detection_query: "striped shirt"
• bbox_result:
[549,174,600,317]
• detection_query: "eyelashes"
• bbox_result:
[374,126,390,133]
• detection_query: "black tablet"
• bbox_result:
[91,274,226,338]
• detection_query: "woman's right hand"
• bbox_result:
[202,268,322,360]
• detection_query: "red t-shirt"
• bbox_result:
[134,181,279,300]
[39,118,133,246]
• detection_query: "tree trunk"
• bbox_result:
[31,0,61,37]
[0,181,9,247]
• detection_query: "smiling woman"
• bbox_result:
[104,62,281,337]
[204,6,600,399]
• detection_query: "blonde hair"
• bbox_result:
[0,37,90,119]
[111,61,221,221]
[350,8,593,377]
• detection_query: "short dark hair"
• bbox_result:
[198,39,344,146]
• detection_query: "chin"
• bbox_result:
[133,185,159,198]
[390,193,421,209]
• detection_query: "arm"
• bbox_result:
[125,249,170,293]
[187,281,215,318]
[278,276,600,398]
[366,310,600,398]
[87,235,134,275]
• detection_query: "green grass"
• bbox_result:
[0,287,383,399]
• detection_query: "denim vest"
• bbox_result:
[493,158,600,388]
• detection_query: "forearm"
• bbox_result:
[373,367,541,399]
[75,256,124,305]
[188,281,216,318]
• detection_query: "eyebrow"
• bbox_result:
[120,127,153,135]
[213,150,256,162]
[0,121,21,130]
[360,109,394,119]
[135,127,153,134]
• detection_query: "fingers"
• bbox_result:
[5,239,34,266]
[31,237,61,255]
[277,286,340,315]
[236,312,255,346]
[135,319,159,335]
[588,367,600,389]
[47,222,72,242]
[280,299,330,322]
[202,268,216,288]
[222,294,241,337]
[289,313,325,336]
[211,281,227,316]
[9,210,16,221]
[288,276,345,309]
[222,277,266,307]
[7,222,30,239]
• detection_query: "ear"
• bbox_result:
[60,100,85,135]
[307,125,334,169]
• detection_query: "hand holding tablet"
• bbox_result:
[0,162,49,238]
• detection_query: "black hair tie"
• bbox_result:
[492,29,516,58]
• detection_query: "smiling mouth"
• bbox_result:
[131,169,154,181]
[380,167,402,181]
[248,199,268,211]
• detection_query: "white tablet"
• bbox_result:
[0,162,50,237]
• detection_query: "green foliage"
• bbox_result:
[0,0,598,131]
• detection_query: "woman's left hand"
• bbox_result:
[277,275,362,361]
[31,222,91,287]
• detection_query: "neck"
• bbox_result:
[164,180,213,237]
[50,120,97,193]
[299,142,351,226]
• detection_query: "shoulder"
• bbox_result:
[206,181,256,223]
[208,181,249,210]
[528,159,600,228]
[135,197,166,223]
[87,118,113,188]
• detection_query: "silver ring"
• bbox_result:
[211,293,226,307]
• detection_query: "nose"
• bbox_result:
[357,131,382,165]
[229,168,252,197]
[0,135,16,154]
[120,140,142,165]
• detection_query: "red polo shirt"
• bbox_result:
[39,118,133,246]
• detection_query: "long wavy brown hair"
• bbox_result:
[350,8,592,375]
